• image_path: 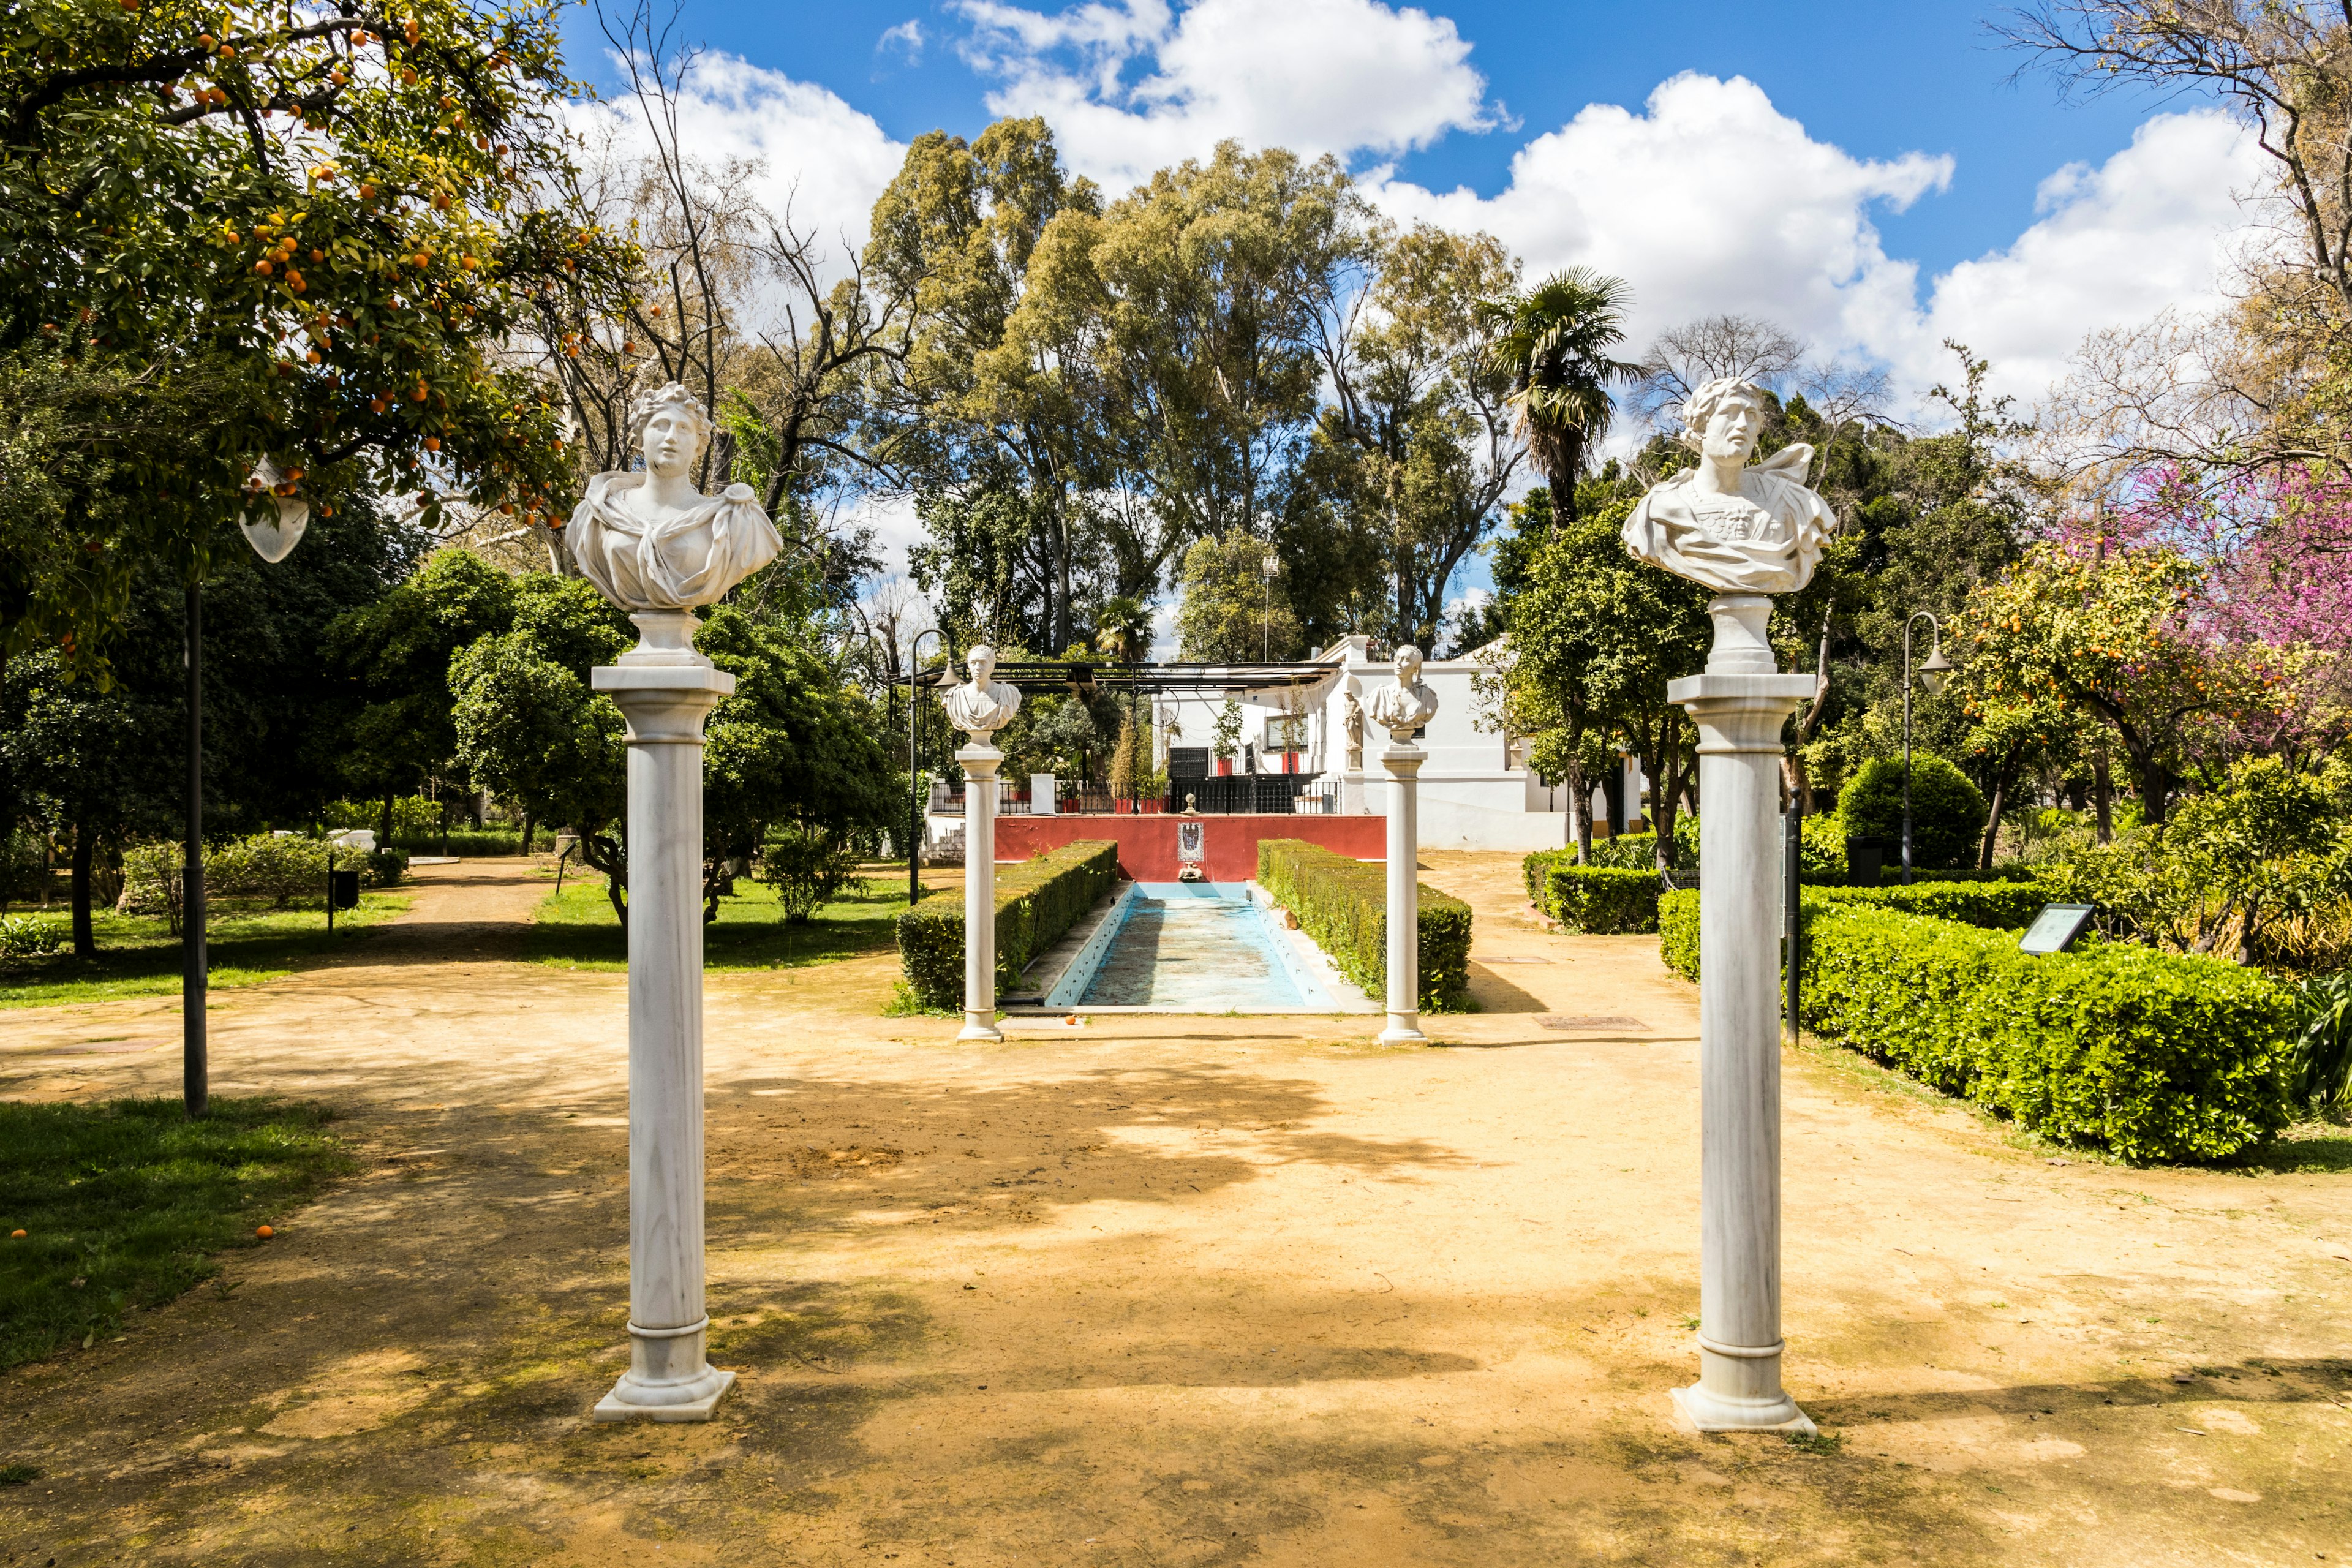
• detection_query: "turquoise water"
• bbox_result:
[1071,883,1329,1010]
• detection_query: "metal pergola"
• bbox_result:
[891,658,1335,696]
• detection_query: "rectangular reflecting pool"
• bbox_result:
[1046,882,1335,1012]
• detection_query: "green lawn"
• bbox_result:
[526,870,913,971]
[0,1098,353,1370]
[0,894,409,1008]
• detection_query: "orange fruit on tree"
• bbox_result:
[9,1229,24,1239]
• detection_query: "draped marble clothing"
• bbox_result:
[567,471,783,611]
[1619,445,1835,595]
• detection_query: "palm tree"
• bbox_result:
[1478,269,1640,532]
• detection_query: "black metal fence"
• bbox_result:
[1161,774,1322,814]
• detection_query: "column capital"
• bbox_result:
[1667,674,1814,755]
[592,665,734,742]
[1379,742,1427,777]
[956,742,1005,777]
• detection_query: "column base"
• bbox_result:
[959,1012,1003,1042]
[593,1319,735,1422]
[1379,1016,1427,1046]
[1670,1383,1815,1436]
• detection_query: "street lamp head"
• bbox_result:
[238,458,309,563]
[1918,643,1953,696]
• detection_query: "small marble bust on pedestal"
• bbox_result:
[1368,647,1438,1046]
[1366,646,1439,741]
[582,383,780,1425]
[944,644,1023,741]
[1621,375,1835,1439]
[947,646,1022,1042]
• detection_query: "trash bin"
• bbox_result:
[1844,837,1891,887]
[330,868,361,910]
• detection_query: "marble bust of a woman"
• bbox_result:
[567,383,783,611]
[1621,376,1836,595]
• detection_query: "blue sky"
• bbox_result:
[563,0,2258,624]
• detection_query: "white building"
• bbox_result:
[1150,635,1645,851]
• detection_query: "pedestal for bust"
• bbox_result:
[1666,595,1815,1435]
[590,611,737,1422]
[957,743,1003,1042]
[1379,741,1427,1046]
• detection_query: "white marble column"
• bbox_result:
[590,611,736,1422]
[1667,594,1815,1436]
[959,742,1003,1042]
[1379,741,1427,1045]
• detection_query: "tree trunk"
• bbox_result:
[1566,754,1589,864]
[579,828,628,929]
[379,791,395,845]
[69,821,96,960]
[1548,474,1577,535]
[519,813,534,857]
[1979,749,2019,870]
[2092,755,2114,844]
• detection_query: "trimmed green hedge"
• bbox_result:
[1544,865,1659,933]
[1660,888,1700,980]
[1801,903,2294,1163]
[1807,880,2047,929]
[1656,889,2297,1161]
[1259,839,1471,1012]
[895,840,1120,1010]
[1523,835,1662,911]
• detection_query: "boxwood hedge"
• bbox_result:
[1543,865,1659,933]
[1807,880,2048,929]
[895,840,1120,1010]
[1259,839,1471,1012]
[1656,888,2297,1162]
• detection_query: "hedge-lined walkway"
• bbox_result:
[1,851,2345,1566]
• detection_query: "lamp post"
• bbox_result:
[1900,611,1953,887]
[1261,549,1280,662]
[908,628,942,907]
[183,466,311,1118]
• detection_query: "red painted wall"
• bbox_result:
[992,813,1385,881]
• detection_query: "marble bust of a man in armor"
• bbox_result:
[1621,376,1837,596]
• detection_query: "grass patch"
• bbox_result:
[526,870,915,972]
[2223,1117,2352,1175]
[0,1097,354,1369]
[0,894,410,1009]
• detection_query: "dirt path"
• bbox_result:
[350,855,554,963]
[1,854,2347,1566]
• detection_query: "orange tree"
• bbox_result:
[1,0,635,678]
[1953,543,2277,824]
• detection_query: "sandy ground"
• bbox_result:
[2,851,2349,1566]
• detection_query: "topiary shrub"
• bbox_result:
[1797,813,1847,881]
[894,840,1120,1011]
[1838,756,1989,870]
[1259,839,1472,1012]
[1544,865,1659,933]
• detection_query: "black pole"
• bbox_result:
[1785,794,1802,1042]
[908,629,941,907]
[183,581,207,1117]
[1901,614,1915,888]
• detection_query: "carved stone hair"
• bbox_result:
[1676,376,1769,451]
[627,381,714,463]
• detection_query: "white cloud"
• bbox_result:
[877,20,926,66]
[1909,108,2261,402]
[571,51,907,275]
[1365,75,2263,417]
[1365,73,1952,384]
[956,0,1495,191]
